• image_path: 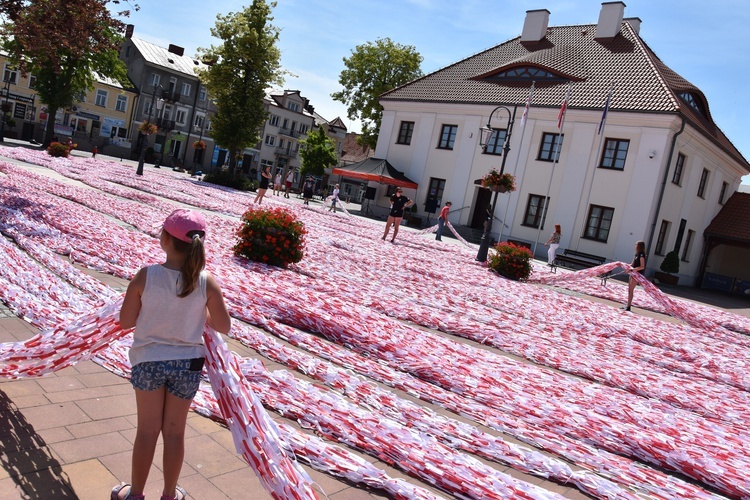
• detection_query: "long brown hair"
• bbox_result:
[635,240,646,255]
[170,233,206,297]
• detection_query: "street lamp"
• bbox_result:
[0,78,12,143]
[475,104,517,262]
[136,84,163,176]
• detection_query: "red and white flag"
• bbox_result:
[520,82,535,128]
[557,84,570,129]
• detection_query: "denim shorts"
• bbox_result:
[130,358,204,400]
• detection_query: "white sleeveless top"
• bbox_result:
[129,265,208,366]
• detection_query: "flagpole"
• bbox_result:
[533,82,570,257]
[499,81,535,241]
[573,82,614,250]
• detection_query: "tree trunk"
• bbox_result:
[43,108,59,147]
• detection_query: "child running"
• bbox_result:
[112,209,231,500]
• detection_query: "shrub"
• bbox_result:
[47,141,71,158]
[488,242,533,281]
[203,170,254,191]
[660,250,680,274]
[234,207,307,267]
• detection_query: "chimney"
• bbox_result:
[624,17,641,35]
[168,44,185,57]
[596,1,625,39]
[520,9,550,42]
[125,24,134,39]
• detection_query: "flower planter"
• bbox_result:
[653,271,679,286]
[489,185,508,193]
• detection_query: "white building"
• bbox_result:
[374,2,749,285]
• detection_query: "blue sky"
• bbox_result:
[124,0,750,184]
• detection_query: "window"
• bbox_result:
[522,195,550,229]
[199,87,207,101]
[260,159,274,169]
[583,205,614,242]
[397,121,414,145]
[95,89,108,107]
[298,124,308,135]
[180,83,191,97]
[175,108,187,125]
[483,129,507,155]
[269,114,280,127]
[115,94,128,112]
[150,74,161,87]
[674,219,686,254]
[3,65,18,84]
[679,92,706,118]
[538,132,563,162]
[655,220,670,256]
[194,113,205,129]
[719,181,728,205]
[681,230,694,262]
[426,178,446,210]
[437,124,457,149]
[697,168,709,198]
[287,102,300,112]
[672,153,686,185]
[264,135,276,146]
[599,138,630,170]
[28,74,37,89]
[168,77,177,92]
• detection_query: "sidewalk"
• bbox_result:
[1,140,748,499]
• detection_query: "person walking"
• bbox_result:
[284,170,294,198]
[254,166,271,204]
[92,146,98,158]
[545,224,562,265]
[329,184,340,213]
[302,176,315,205]
[273,171,282,196]
[112,209,231,500]
[382,187,413,242]
[435,201,452,241]
[625,240,647,312]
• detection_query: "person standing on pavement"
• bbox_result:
[302,176,315,205]
[435,201,452,241]
[329,184,340,213]
[545,224,562,265]
[284,170,294,198]
[112,209,231,500]
[382,187,413,242]
[273,171,282,196]
[625,240,647,312]
[254,166,272,204]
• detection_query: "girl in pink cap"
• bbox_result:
[112,209,231,500]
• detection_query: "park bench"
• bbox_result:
[552,249,611,284]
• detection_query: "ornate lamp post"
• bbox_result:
[136,84,163,176]
[475,105,517,262]
[0,78,12,143]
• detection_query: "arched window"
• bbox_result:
[679,92,706,118]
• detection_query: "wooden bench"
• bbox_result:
[552,249,611,284]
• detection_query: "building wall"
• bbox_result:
[377,100,747,282]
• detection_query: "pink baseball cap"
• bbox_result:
[163,209,207,242]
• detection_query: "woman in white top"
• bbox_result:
[112,210,231,500]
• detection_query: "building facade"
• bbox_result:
[374,2,749,285]
[119,29,216,171]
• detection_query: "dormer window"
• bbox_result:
[679,92,706,118]
[477,65,567,84]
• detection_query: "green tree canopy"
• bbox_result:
[332,38,423,151]
[299,126,337,178]
[0,0,132,145]
[197,0,285,175]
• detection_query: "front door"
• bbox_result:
[471,188,492,229]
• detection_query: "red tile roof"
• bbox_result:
[704,192,750,244]
[381,22,748,170]
[339,132,374,164]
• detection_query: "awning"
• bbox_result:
[331,158,418,189]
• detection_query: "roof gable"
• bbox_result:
[705,192,750,244]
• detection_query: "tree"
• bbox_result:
[197,0,285,176]
[332,38,423,151]
[298,126,337,179]
[0,0,132,145]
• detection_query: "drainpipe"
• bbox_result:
[646,117,685,254]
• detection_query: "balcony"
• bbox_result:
[161,90,181,103]
[278,127,299,138]
[156,117,176,131]
[275,146,297,158]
